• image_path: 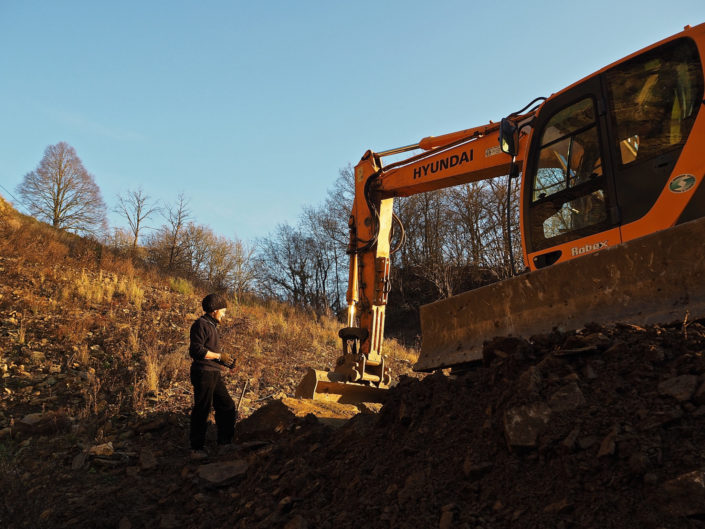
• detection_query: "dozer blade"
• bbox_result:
[417,217,705,371]
[294,368,388,404]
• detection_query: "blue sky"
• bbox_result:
[1,1,704,242]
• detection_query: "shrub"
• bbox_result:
[169,277,194,296]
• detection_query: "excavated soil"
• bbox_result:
[5,317,705,528]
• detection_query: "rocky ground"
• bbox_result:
[5,311,705,528]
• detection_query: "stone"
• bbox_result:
[658,470,705,516]
[159,513,179,529]
[139,448,157,470]
[118,517,131,529]
[398,470,426,503]
[19,412,46,426]
[283,515,308,529]
[71,452,88,470]
[597,426,618,457]
[503,402,552,448]
[89,442,114,457]
[548,381,586,412]
[463,460,493,478]
[197,459,248,486]
[544,498,572,513]
[692,381,705,405]
[439,509,454,529]
[27,351,46,365]
[658,375,698,401]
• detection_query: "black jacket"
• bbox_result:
[189,314,225,372]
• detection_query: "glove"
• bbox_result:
[219,352,235,368]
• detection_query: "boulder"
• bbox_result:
[503,402,552,448]
[658,375,698,402]
[197,459,248,486]
[548,381,586,412]
[658,470,705,516]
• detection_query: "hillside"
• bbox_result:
[3,195,705,529]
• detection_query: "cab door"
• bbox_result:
[522,79,621,270]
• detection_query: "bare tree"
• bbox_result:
[115,188,159,249]
[164,194,191,272]
[17,142,107,235]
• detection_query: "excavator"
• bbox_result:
[296,22,705,402]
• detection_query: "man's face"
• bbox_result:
[212,308,227,322]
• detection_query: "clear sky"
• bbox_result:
[1,1,704,243]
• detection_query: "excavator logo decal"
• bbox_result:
[669,174,696,193]
[413,149,473,179]
[571,241,608,257]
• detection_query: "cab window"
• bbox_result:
[530,97,608,246]
[606,38,703,165]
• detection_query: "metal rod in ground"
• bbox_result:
[237,380,248,412]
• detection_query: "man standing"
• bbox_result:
[189,293,236,459]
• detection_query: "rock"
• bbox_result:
[89,442,114,457]
[398,470,426,503]
[562,426,581,449]
[439,509,454,529]
[19,413,45,426]
[26,350,46,365]
[118,517,131,529]
[71,452,88,470]
[135,415,168,433]
[518,366,543,394]
[692,381,705,405]
[658,375,698,401]
[658,470,705,516]
[463,460,493,478]
[283,515,308,529]
[197,459,248,486]
[544,498,572,513]
[159,513,179,529]
[503,402,551,448]
[237,397,358,440]
[139,448,157,470]
[548,381,586,412]
[358,402,384,414]
[597,425,618,457]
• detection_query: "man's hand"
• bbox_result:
[219,352,235,368]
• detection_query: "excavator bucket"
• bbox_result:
[294,368,388,404]
[417,217,705,371]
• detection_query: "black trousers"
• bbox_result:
[189,366,236,449]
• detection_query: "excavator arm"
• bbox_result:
[296,115,534,402]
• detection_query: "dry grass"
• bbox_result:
[16,315,26,346]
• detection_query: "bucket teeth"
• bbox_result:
[295,368,387,404]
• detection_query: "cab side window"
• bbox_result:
[606,38,703,165]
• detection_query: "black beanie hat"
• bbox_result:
[202,293,227,313]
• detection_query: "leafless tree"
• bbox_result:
[163,193,191,271]
[115,188,159,249]
[17,142,107,235]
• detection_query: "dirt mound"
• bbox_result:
[216,321,705,529]
[6,319,704,528]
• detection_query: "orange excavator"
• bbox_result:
[297,22,705,402]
